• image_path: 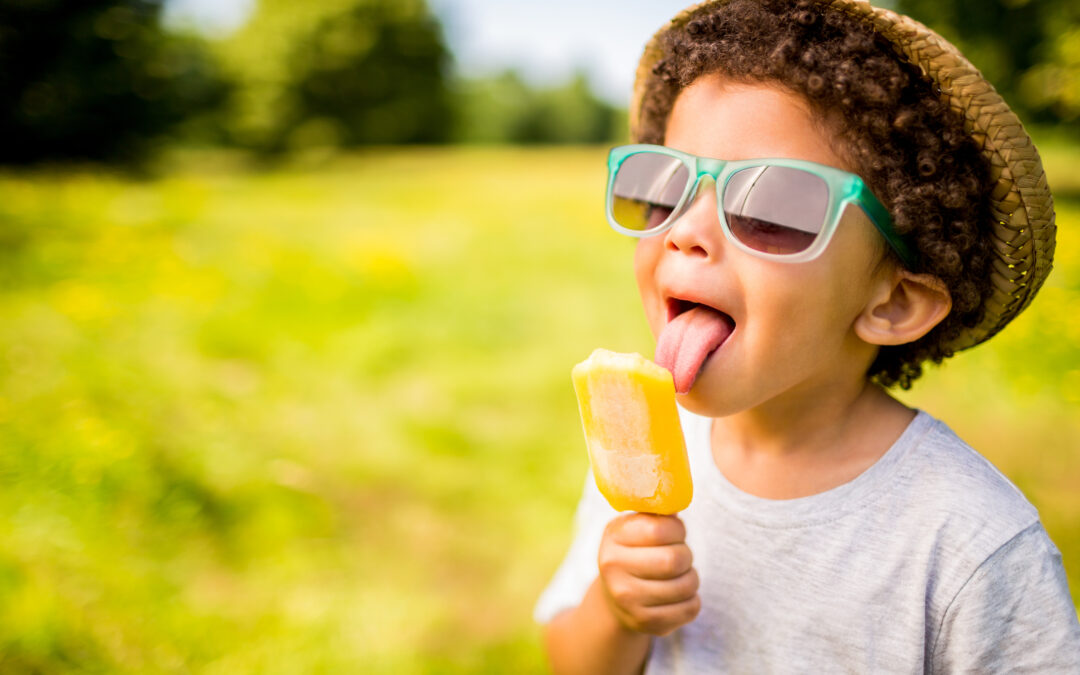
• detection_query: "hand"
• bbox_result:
[597,513,700,636]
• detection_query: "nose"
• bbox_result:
[663,175,724,260]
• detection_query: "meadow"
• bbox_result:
[0,142,1077,672]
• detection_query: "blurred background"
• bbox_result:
[0,0,1077,671]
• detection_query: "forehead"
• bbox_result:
[665,74,852,173]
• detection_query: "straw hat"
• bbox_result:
[630,0,1055,352]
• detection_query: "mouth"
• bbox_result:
[655,295,736,395]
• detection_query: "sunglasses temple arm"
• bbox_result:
[860,199,918,269]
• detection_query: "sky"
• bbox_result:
[163,0,694,105]
[429,0,696,104]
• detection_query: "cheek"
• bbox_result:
[744,265,842,345]
[748,262,875,362]
[633,239,661,295]
[634,239,665,333]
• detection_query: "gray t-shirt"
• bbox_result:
[535,408,1080,672]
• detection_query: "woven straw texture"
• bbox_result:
[630,0,1056,351]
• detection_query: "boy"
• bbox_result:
[535,0,1080,672]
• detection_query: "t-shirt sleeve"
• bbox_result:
[533,471,619,624]
[931,521,1080,672]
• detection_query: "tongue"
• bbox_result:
[655,305,733,394]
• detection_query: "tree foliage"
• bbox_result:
[281,0,453,149]
[0,0,231,164]
[897,0,1080,123]
[454,71,624,145]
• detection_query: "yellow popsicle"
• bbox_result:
[572,348,692,514]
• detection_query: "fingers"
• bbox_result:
[606,568,700,607]
[608,513,687,547]
[597,512,701,636]
[609,590,702,637]
[603,513,693,579]
[616,541,694,579]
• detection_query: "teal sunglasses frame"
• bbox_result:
[605,144,916,268]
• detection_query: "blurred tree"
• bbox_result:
[279,0,452,149]
[211,0,358,150]
[0,0,231,164]
[212,0,624,150]
[514,73,620,145]
[896,0,1080,123]
[1020,24,1080,123]
[454,70,621,145]
[452,71,536,144]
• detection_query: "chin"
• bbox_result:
[675,387,744,419]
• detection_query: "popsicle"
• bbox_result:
[572,348,692,514]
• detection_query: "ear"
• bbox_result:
[854,268,952,346]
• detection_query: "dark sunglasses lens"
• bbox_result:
[722,166,829,255]
[611,153,690,231]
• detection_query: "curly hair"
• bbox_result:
[635,0,996,389]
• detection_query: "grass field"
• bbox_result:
[0,143,1077,672]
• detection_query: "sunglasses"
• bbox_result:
[605,144,916,267]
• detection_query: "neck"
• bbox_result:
[710,378,913,499]
[716,374,881,455]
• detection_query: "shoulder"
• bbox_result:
[898,411,1038,539]
[931,521,1080,669]
[893,412,1051,618]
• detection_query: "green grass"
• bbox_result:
[0,145,1077,672]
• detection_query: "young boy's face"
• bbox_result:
[635,74,895,418]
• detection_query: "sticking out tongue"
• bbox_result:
[655,305,733,394]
